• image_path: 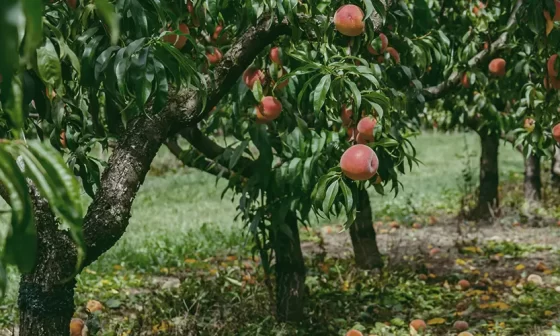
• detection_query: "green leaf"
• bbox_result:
[252,80,263,102]
[22,0,43,61]
[130,48,154,107]
[94,0,120,44]
[313,74,331,113]
[229,140,250,170]
[36,38,62,88]
[152,59,168,113]
[340,180,354,213]
[345,79,362,111]
[322,179,339,215]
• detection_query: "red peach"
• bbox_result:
[341,105,353,126]
[345,330,363,336]
[243,67,265,89]
[334,5,365,36]
[524,118,535,132]
[206,48,223,64]
[386,47,400,64]
[484,41,489,50]
[163,23,189,50]
[488,58,506,77]
[60,131,67,148]
[212,25,223,41]
[548,54,559,78]
[458,279,470,290]
[409,319,427,332]
[544,0,560,21]
[461,73,470,88]
[257,96,282,122]
[356,116,377,141]
[70,318,84,336]
[367,33,389,55]
[340,144,379,181]
[553,123,560,143]
[270,47,283,65]
[454,321,469,331]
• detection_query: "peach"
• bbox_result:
[418,274,428,281]
[484,41,489,50]
[489,58,506,77]
[412,223,422,229]
[367,33,389,55]
[340,144,379,181]
[454,321,469,331]
[243,67,265,88]
[86,299,103,313]
[458,279,470,290]
[257,96,282,122]
[206,48,223,64]
[409,319,427,332]
[386,47,400,64]
[543,0,560,21]
[355,132,371,144]
[458,333,474,336]
[553,123,560,143]
[345,330,363,336]
[163,23,189,50]
[270,47,283,65]
[70,318,84,336]
[524,118,535,132]
[67,0,77,9]
[461,73,470,88]
[60,130,67,148]
[548,54,559,78]
[341,105,353,126]
[429,247,441,257]
[357,116,377,141]
[334,5,365,36]
[212,25,223,41]
[473,1,485,15]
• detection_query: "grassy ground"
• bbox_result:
[2,131,560,335]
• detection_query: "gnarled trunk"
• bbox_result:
[350,189,383,269]
[471,130,499,220]
[274,211,305,322]
[18,186,79,336]
[524,152,541,203]
[552,145,560,189]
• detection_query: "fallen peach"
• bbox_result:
[409,319,427,332]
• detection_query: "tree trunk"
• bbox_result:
[18,185,79,336]
[350,189,383,269]
[274,211,305,322]
[471,130,499,220]
[524,152,541,203]
[552,145,560,189]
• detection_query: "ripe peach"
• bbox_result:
[212,25,223,41]
[356,116,377,141]
[386,47,400,64]
[550,76,560,89]
[206,48,223,64]
[409,319,427,332]
[454,320,469,331]
[484,41,489,50]
[489,58,506,77]
[340,144,379,181]
[341,105,353,126]
[524,118,535,132]
[553,123,560,143]
[429,247,441,257]
[458,279,470,290]
[67,0,77,9]
[243,67,265,88]
[86,299,103,313]
[543,0,560,21]
[355,132,371,144]
[257,96,282,122]
[163,23,189,50]
[270,47,283,65]
[367,33,389,55]
[548,54,559,78]
[70,318,84,336]
[345,330,363,336]
[334,5,365,36]
[461,73,470,88]
[60,131,67,148]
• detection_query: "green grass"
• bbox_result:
[1,131,545,334]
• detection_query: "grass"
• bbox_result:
[3,131,559,335]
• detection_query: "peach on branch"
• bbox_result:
[340,144,379,181]
[367,33,388,55]
[553,123,560,143]
[163,23,189,50]
[270,47,283,65]
[357,116,377,141]
[461,73,470,88]
[524,118,535,132]
[386,47,400,64]
[543,0,560,21]
[243,67,265,88]
[334,5,365,36]
[341,105,353,126]
[547,54,559,78]
[256,96,282,122]
[206,48,223,64]
[488,58,506,77]
[212,25,223,41]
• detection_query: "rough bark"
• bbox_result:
[471,130,500,220]
[18,184,77,336]
[349,189,383,269]
[274,211,306,322]
[524,152,542,203]
[552,145,560,189]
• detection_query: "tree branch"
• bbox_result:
[422,0,523,101]
[165,140,233,180]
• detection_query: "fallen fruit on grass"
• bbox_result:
[527,274,543,285]
[454,321,469,331]
[488,58,506,77]
[69,318,85,336]
[429,247,441,257]
[458,332,474,336]
[334,5,365,36]
[458,279,470,290]
[418,274,428,281]
[86,299,103,313]
[409,319,427,332]
[345,329,364,336]
[412,223,422,229]
[536,261,548,272]
[340,144,379,181]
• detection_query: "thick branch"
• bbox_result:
[422,0,523,101]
